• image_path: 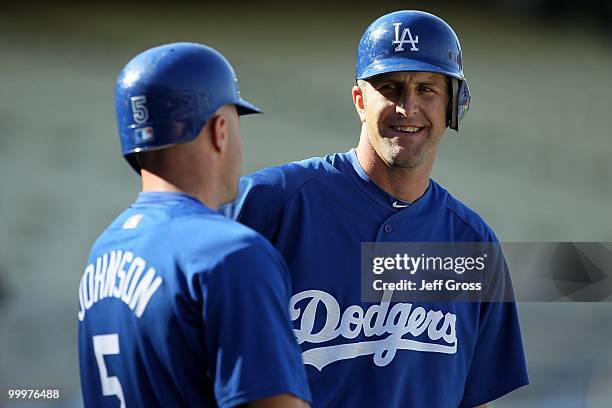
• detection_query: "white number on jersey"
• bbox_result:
[93,333,126,408]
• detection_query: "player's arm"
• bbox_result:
[459,241,528,407]
[245,394,310,408]
[204,237,311,407]
[474,404,488,408]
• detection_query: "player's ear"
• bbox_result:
[352,83,366,123]
[209,114,228,153]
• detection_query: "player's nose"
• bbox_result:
[395,88,419,117]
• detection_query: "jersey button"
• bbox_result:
[384,224,392,233]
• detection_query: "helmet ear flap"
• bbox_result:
[449,78,471,131]
[457,79,471,125]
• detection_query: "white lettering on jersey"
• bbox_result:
[289,289,456,370]
[78,250,163,321]
[393,23,419,52]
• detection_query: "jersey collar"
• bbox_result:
[339,149,432,212]
[133,191,214,213]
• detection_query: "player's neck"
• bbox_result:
[141,169,221,210]
[355,144,432,203]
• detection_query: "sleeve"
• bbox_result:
[203,239,311,408]
[458,240,529,407]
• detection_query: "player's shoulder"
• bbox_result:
[245,153,339,194]
[173,210,275,259]
[221,153,341,221]
[175,213,289,290]
[435,180,498,242]
[98,196,275,264]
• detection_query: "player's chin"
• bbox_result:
[384,135,429,155]
[387,139,421,156]
[385,144,429,168]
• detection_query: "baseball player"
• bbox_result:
[222,11,528,407]
[77,43,311,408]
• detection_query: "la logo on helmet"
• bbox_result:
[393,23,419,52]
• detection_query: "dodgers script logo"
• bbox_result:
[393,22,419,52]
[290,290,457,371]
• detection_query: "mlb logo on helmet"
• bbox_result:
[134,126,154,143]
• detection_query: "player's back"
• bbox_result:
[78,192,308,407]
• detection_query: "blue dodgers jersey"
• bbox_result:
[78,192,310,408]
[222,150,529,408]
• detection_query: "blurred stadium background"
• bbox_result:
[1,1,611,406]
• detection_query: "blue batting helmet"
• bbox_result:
[355,10,470,130]
[115,42,261,172]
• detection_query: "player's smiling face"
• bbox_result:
[354,71,449,169]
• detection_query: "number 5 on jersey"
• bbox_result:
[93,334,126,408]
